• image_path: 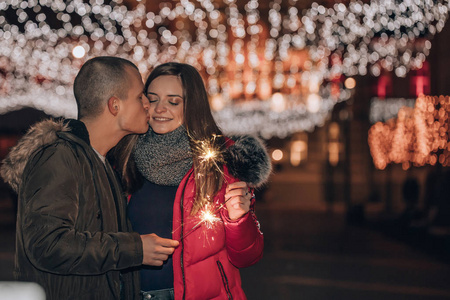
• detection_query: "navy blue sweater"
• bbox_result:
[128,179,178,291]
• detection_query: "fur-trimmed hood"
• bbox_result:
[0,119,70,193]
[225,135,271,188]
[1,118,272,193]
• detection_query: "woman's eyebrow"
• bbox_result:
[167,94,183,98]
[146,92,182,98]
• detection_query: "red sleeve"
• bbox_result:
[220,193,264,268]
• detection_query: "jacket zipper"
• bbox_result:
[181,193,185,300]
[216,260,233,300]
[180,174,191,300]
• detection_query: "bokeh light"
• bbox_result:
[369,95,450,169]
[0,0,448,137]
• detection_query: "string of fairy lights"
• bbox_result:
[0,0,449,137]
[369,97,416,124]
[369,95,450,170]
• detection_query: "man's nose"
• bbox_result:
[142,95,150,110]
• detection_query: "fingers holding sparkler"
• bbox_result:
[175,182,252,241]
[225,181,252,220]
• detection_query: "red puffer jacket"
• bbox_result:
[172,165,264,300]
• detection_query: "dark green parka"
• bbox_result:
[0,119,142,300]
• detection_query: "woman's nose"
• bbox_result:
[154,101,167,112]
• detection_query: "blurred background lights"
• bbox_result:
[0,0,448,138]
[270,92,286,113]
[369,95,450,169]
[210,94,225,111]
[344,77,356,90]
[290,139,308,167]
[72,45,86,58]
[307,94,322,113]
[272,149,283,162]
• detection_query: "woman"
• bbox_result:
[113,62,271,300]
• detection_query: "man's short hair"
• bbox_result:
[74,56,138,120]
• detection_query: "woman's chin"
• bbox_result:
[150,124,182,135]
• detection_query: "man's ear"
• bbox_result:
[108,97,119,116]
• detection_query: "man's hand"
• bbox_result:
[224,181,252,221]
[140,233,179,266]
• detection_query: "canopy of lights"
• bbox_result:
[369,95,450,170]
[0,0,449,138]
[369,97,416,123]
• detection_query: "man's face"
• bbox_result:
[146,75,184,135]
[117,66,150,134]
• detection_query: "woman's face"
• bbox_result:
[146,75,184,134]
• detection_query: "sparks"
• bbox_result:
[176,204,221,241]
[189,133,225,172]
[190,133,228,210]
[199,204,222,229]
[176,198,233,242]
[195,134,222,165]
[201,148,217,161]
[173,134,231,241]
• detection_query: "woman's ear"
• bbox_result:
[108,97,119,116]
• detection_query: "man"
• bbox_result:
[0,56,179,300]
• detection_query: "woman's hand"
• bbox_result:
[224,181,252,220]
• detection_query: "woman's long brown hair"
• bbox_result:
[111,62,225,215]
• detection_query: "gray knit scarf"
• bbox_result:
[133,126,193,186]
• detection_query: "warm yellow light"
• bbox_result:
[368,95,450,169]
[290,140,307,166]
[328,142,340,166]
[203,149,215,160]
[307,93,321,113]
[344,77,356,89]
[235,53,245,64]
[309,73,321,93]
[201,211,215,223]
[72,45,86,58]
[198,144,218,163]
[329,122,340,139]
[272,149,283,161]
[257,78,272,100]
[210,94,225,111]
[270,92,286,113]
[197,204,221,230]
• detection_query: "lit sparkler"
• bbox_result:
[199,204,222,229]
[171,133,230,241]
[173,133,248,241]
[195,134,225,172]
[176,197,233,242]
[189,133,228,212]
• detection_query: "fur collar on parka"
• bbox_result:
[1,118,272,193]
[0,119,89,193]
[224,135,272,188]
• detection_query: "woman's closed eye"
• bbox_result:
[168,98,182,105]
[147,95,159,102]
[146,93,182,105]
